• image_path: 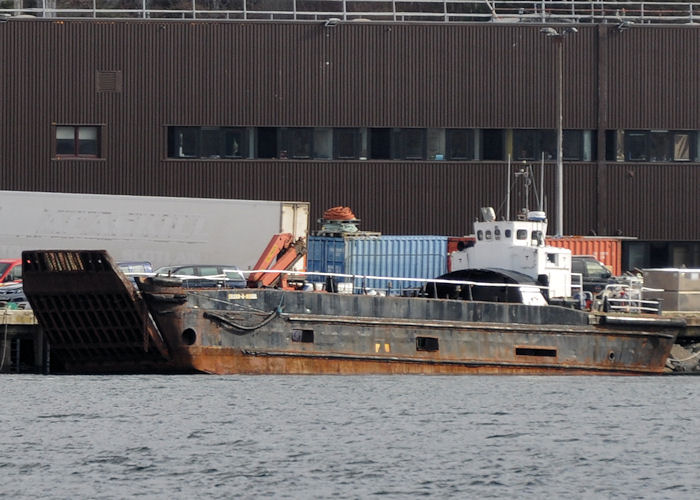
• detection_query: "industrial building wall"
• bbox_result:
[0,19,698,239]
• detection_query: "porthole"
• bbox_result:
[182,328,197,346]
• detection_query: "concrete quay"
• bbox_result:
[0,308,46,374]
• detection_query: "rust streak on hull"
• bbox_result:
[186,347,664,376]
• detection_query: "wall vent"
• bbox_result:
[96,70,122,93]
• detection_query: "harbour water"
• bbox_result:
[1,375,698,499]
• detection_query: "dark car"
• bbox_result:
[571,255,618,295]
[153,264,246,288]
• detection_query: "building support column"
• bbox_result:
[596,24,609,236]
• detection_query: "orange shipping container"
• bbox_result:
[546,237,622,276]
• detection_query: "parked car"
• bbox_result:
[153,264,246,288]
[571,255,619,295]
[117,261,153,274]
[0,258,22,284]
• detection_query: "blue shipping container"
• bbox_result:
[307,235,448,293]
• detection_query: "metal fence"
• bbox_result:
[1,0,699,23]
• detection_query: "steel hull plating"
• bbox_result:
[22,250,677,375]
[158,289,675,375]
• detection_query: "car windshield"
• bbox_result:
[0,263,10,276]
[585,260,611,279]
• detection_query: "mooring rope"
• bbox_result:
[202,294,285,333]
[204,309,278,333]
[669,350,700,363]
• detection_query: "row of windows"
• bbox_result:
[52,125,700,163]
[166,126,595,161]
[476,228,544,244]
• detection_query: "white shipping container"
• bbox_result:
[0,190,309,269]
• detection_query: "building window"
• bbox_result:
[626,131,649,161]
[649,131,673,162]
[446,129,475,160]
[279,127,313,159]
[314,128,333,159]
[370,128,392,159]
[608,130,698,162]
[392,128,426,160]
[481,129,504,160]
[55,125,100,157]
[563,130,588,160]
[674,133,691,161]
[333,128,362,159]
[257,127,278,158]
[427,128,446,160]
[513,129,591,161]
[168,126,248,159]
[513,129,555,161]
[169,127,198,158]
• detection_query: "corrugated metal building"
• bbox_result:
[0,13,699,244]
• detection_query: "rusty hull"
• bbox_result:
[170,305,675,375]
[22,250,678,375]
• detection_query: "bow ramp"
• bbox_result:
[22,250,170,372]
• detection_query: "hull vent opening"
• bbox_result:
[292,329,314,343]
[416,336,439,352]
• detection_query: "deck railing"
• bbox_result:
[1,1,699,24]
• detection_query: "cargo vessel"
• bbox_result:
[21,208,681,375]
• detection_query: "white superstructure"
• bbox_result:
[451,208,572,299]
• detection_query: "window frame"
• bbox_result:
[54,125,102,158]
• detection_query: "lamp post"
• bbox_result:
[540,26,577,237]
